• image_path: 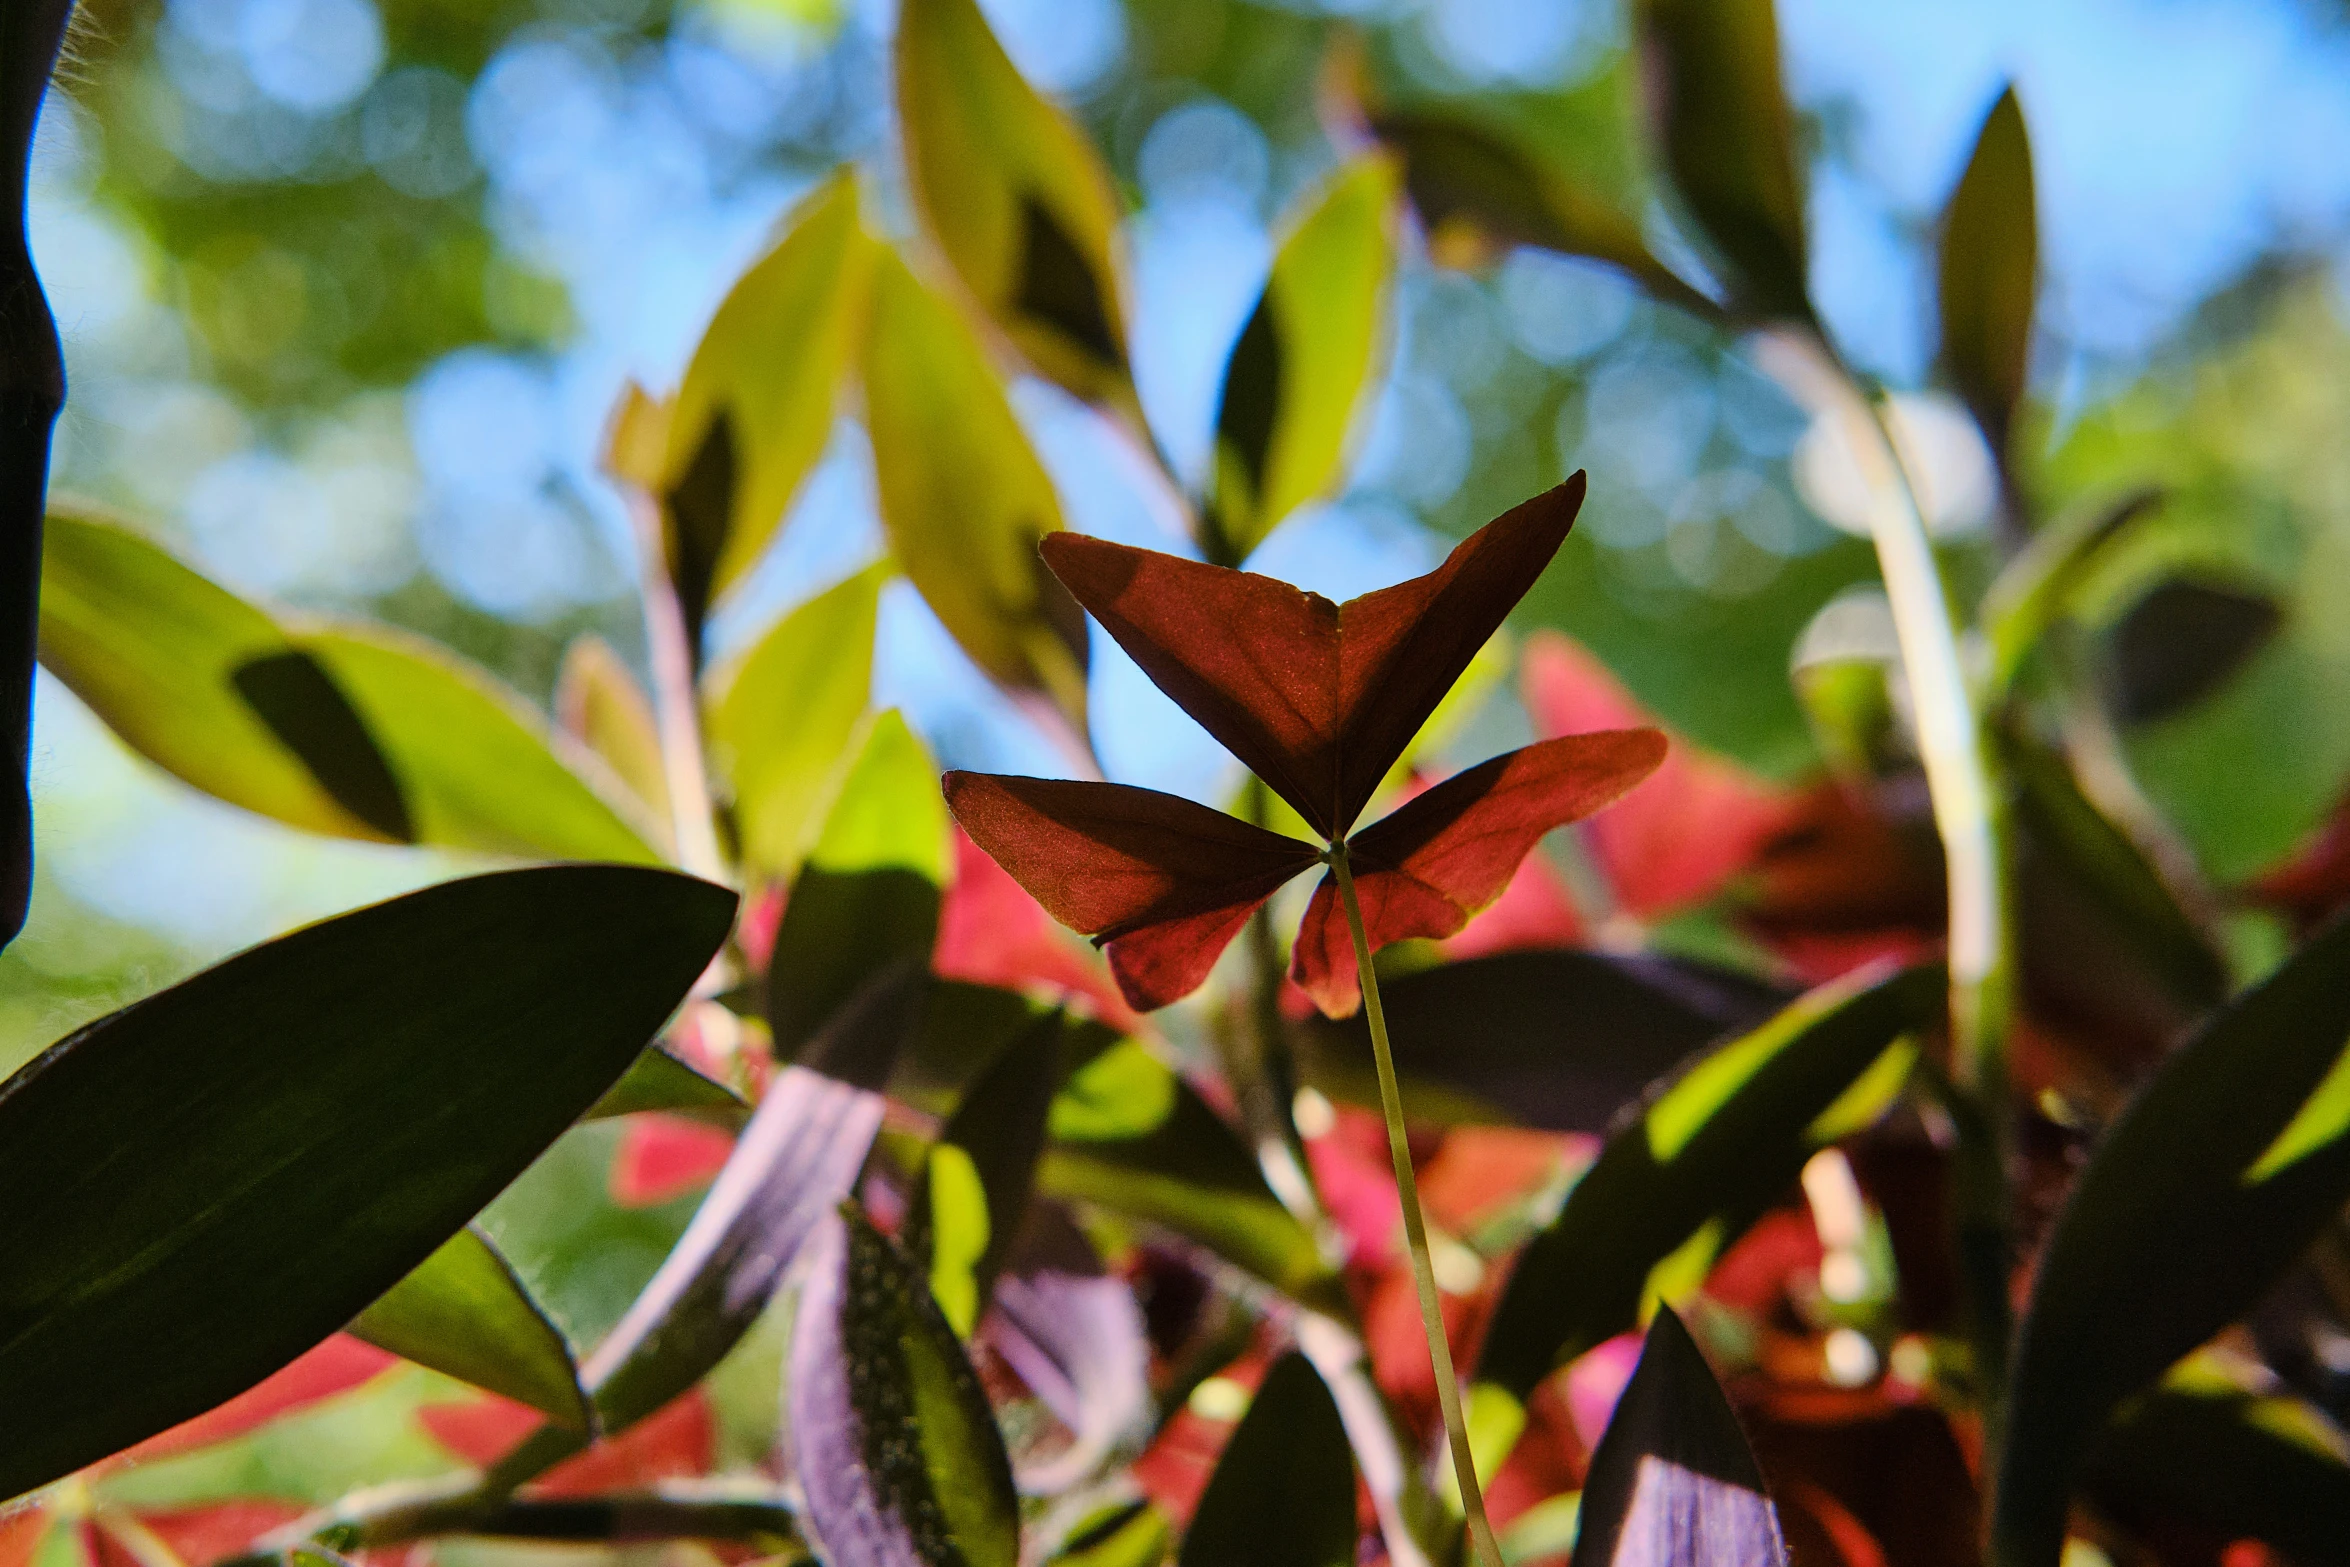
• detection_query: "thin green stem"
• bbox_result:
[1328,846,1503,1567]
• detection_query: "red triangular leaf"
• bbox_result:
[1041,479,1584,837]
[1291,730,1666,1014]
[943,772,1318,1010]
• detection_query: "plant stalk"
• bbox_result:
[1328,846,1504,1567]
[259,1477,803,1556]
[623,487,727,881]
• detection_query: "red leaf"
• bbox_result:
[1041,478,1585,838]
[1290,731,1667,1014]
[0,1505,48,1567]
[943,773,1318,1010]
[609,1114,736,1208]
[117,1334,397,1466]
[417,1394,542,1466]
[1522,632,1794,916]
[935,829,1143,1030]
[1445,850,1585,957]
[535,1391,713,1494]
[131,1502,306,1565]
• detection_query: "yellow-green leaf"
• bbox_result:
[1938,85,2036,462]
[893,0,1131,406]
[350,1225,591,1429]
[556,633,670,836]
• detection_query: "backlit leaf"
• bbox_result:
[0,864,734,1503]
[556,633,670,835]
[986,1210,1152,1494]
[584,1044,748,1128]
[1937,86,2036,464]
[2080,1378,2350,1566]
[1981,487,2161,696]
[1176,1353,1355,1567]
[350,1225,591,1430]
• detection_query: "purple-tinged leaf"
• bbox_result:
[984,1212,1151,1494]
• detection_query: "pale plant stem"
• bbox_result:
[1328,847,1504,1567]
[624,487,726,882]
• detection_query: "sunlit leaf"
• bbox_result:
[1177,1352,1355,1567]
[893,0,1130,405]
[1995,908,2350,1567]
[1205,156,1399,564]
[708,562,884,882]
[1045,1501,1170,1567]
[556,633,670,836]
[584,1044,748,1127]
[863,250,1089,728]
[1937,85,2036,465]
[350,1225,591,1430]
[0,864,734,1503]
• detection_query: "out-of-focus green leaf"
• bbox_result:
[1938,85,2036,464]
[1994,909,2350,1567]
[862,250,1090,729]
[894,0,1130,406]
[1982,488,2162,695]
[1371,111,1719,319]
[1048,1500,1172,1567]
[2104,574,2283,724]
[0,864,734,1504]
[38,512,662,863]
[1635,0,1813,324]
[708,563,883,881]
[556,633,670,837]
[788,1204,1021,1567]
[1569,1306,1788,1567]
[349,1225,591,1430]
[1298,949,1786,1132]
[1474,962,1939,1414]
[1204,156,1398,564]
[767,710,948,1056]
[660,172,870,633]
[1177,1353,1355,1567]
[585,1045,748,1128]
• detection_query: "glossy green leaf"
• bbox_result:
[894,0,1130,405]
[1570,1306,1788,1567]
[1474,962,1940,1407]
[1177,1352,1355,1567]
[1994,909,2350,1567]
[788,1204,1022,1567]
[661,172,870,632]
[1204,156,1399,564]
[349,1224,591,1430]
[0,864,734,1503]
[708,562,884,881]
[767,710,949,1056]
[1938,85,2036,462]
[2081,1378,2350,1567]
[585,1044,748,1128]
[556,633,670,836]
[1636,0,1813,324]
[862,250,1090,728]
[1371,111,1720,319]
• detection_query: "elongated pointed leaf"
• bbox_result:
[0,864,734,1503]
[1177,1353,1355,1567]
[987,1210,1151,1494]
[1981,487,2161,695]
[586,1045,749,1128]
[1636,0,1813,324]
[864,251,1090,727]
[769,712,949,1054]
[2081,1382,2350,1567]
[1938,86,2035,464]
[661,172,870,633]
[787,1205,1021,1567]
[0,0,71,951]
[1571,1307,1789,1567]
[709,564,884,880]
[1042,478,1585,838]
[2104,574,2282,724]
[557,634,669,832]
[1298,949,1789,1132]
[1994,908,2350,1567]
[350,1225,592,1430]
[1475,962,1939,1407]
[894,0,1130,406]
[1206,157,1399,564]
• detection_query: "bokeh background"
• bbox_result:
[15,0,2350,1065]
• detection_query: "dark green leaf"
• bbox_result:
[2081,1379,2350,1567]
[1177,1352,1355,1567]
[2105,574,2283,724]
[1981,487,2163,695]
[788,1204,1021,1567]
[1938,85,2036,463]
[231,649,412,842]
[1298,949,1788,1133]
[0,864,733,1503]
[349,1224,591,1430]
[1570,1306,1788,1567]
[1994,908,2350,1567]
[584,1045,748,1129]
[1636,0,1814,324]
[1048,1500,1172,1567]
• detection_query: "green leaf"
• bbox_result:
[1569,1306,1788,1567]
[789,1204,1022,1567]
[661,172,871,632]
[893,0,1131,406]
[349,1224,592,1430]
[1994,909,2350,1567]
[863,251,1091,731]
[707,562,883,882]
[1938,85,2036,463]
[1474,962,1940,1405]
[1048,1501,1172,1567]
[1981,487,2162,696]
[1635,0,1814,324]
[1177,1352,1355,1567]
[1204,156,1399,564]
[556,633,670,837]
[585,1044,749,1128]
[766,710,949,1056]
[38,512,662,863]
[1371,111,1720,320]
[0,864,734,1503]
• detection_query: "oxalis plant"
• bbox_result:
[10,0,2350,1564]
